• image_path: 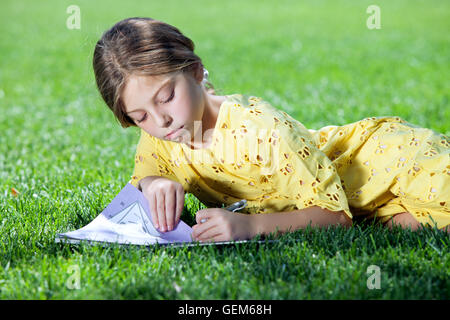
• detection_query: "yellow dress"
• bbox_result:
[129,94,450,229]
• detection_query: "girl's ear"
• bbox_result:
[188,62,204,84]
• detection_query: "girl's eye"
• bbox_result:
[136,113,147,123]
[160,89,174,104]
[136,89,174,124]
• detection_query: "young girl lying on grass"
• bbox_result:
[92,17,450,242]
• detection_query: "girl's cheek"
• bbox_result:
[175,102,190,121]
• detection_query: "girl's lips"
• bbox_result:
[166,125,184,139]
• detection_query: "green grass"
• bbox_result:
[0,0,449,299]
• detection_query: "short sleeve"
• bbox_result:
[256,102,353,219]
[129,130,178,190]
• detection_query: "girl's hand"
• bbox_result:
[140,176,185,232]
[191,208,254,242]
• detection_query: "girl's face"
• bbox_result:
[122,65,208,145]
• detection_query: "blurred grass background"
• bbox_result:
[0,0,448,299]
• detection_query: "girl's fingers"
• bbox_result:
[175,187,184,227]
[196,225,223,242]
[192,219,210,239]
[156,192,166,232]
[164,188,175,231]
[195,209,212,224]
[193,218,219,240]
[148,192,159,230]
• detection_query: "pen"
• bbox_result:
[200,199,248,223]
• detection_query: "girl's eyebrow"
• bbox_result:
[126,78,172,114]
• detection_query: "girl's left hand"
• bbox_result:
[191,208,254,242]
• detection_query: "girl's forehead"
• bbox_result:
[129,73,168,86]
[122,72,183,111]
[128,71,184,87]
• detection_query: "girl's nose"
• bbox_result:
[153,111,172,128]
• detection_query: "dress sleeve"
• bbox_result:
[129,130,178,190]
[257,103,352,219]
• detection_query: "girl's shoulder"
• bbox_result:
[224,94,302,125]
[229,93,301,118]
[224,93,313,137]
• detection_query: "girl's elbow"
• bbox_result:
[338,211,353,228]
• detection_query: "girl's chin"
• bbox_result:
[170,131,189,143]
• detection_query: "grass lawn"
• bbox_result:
[0,0,449,299]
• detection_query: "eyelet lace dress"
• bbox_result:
[130,94,449,229]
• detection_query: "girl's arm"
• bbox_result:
[192,206,352,242]
[251,206,352,237]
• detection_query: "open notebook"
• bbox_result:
[55,183,273,247]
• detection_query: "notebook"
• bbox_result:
[55,183,274,247]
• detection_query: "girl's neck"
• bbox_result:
[188,93,227,150]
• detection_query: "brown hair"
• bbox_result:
[92,17,218,128]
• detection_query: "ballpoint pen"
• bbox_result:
[200,199,248,223]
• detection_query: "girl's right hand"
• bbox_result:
[140,176,185,232]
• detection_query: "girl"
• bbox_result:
[92,17,449,242]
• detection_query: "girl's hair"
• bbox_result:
[92,17,217,128]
